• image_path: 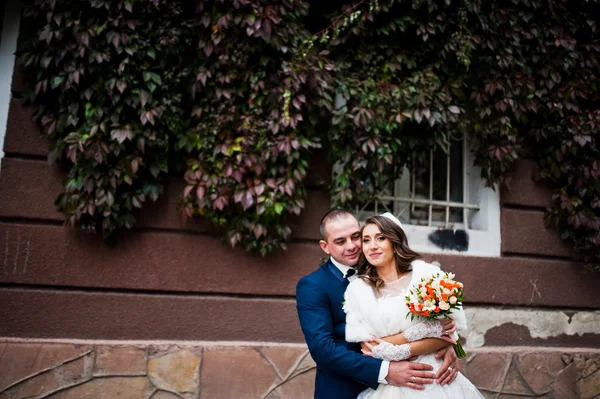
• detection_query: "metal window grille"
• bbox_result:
[354,138,479,230]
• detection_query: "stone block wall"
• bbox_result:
[1,342,599,399]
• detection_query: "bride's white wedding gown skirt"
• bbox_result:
[357,353,484,399]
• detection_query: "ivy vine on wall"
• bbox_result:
[177,0,334,254]
[17,0,600,269]
[19,0,194,241]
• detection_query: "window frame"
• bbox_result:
[353,136,501,257]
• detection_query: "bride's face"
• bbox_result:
[362,223,394,268]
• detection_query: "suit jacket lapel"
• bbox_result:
[323,261,350,326]
[325,259,346,283]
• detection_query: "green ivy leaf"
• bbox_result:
[50,75,64,89]
[274,203,284,214]
[147,81,157,93]
[150,72,162,85]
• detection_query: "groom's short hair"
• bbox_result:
[319,209,355,240]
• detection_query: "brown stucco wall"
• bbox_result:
[1,60,600,350]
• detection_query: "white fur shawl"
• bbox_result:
[343,260,468,343]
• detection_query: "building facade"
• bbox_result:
[0,3,599,399]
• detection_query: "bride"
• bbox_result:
[343,213,485,399]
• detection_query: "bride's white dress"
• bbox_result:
[343,260,484,399]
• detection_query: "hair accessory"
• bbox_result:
[380,212,403,230]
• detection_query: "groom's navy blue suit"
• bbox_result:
[296,259,382,399]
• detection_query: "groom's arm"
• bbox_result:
[296,277,383,389]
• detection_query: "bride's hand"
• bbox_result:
[440,319,457,342]
[435,346,460,385]
[360,337,384,357]
[360,339,380,353]
[436,319,458,344]
[360,337,383,357]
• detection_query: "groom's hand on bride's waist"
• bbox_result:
[385,360,435,390]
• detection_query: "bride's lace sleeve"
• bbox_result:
[371,341,412,361]
[343,285,377,343]
[403,321,443,342]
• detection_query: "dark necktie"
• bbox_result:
[345,269,356,279]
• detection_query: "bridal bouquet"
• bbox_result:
[405,271,466,359]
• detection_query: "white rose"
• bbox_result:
[449,296,457,305]
[447,272,455,280]
[419,287,427,295]
[439,301,450,311]
[443,288,451,295]
[423,300,437,311]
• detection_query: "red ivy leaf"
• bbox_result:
[196,185,205,200]
[139,90,150,108]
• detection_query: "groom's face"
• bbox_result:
[319,215,361,266]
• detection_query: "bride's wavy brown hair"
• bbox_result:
[358,215,426,291]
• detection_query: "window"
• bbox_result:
[354,136,501,257]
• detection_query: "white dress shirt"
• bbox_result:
[330,257,390,384]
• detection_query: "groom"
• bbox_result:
[296,209,460,399]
